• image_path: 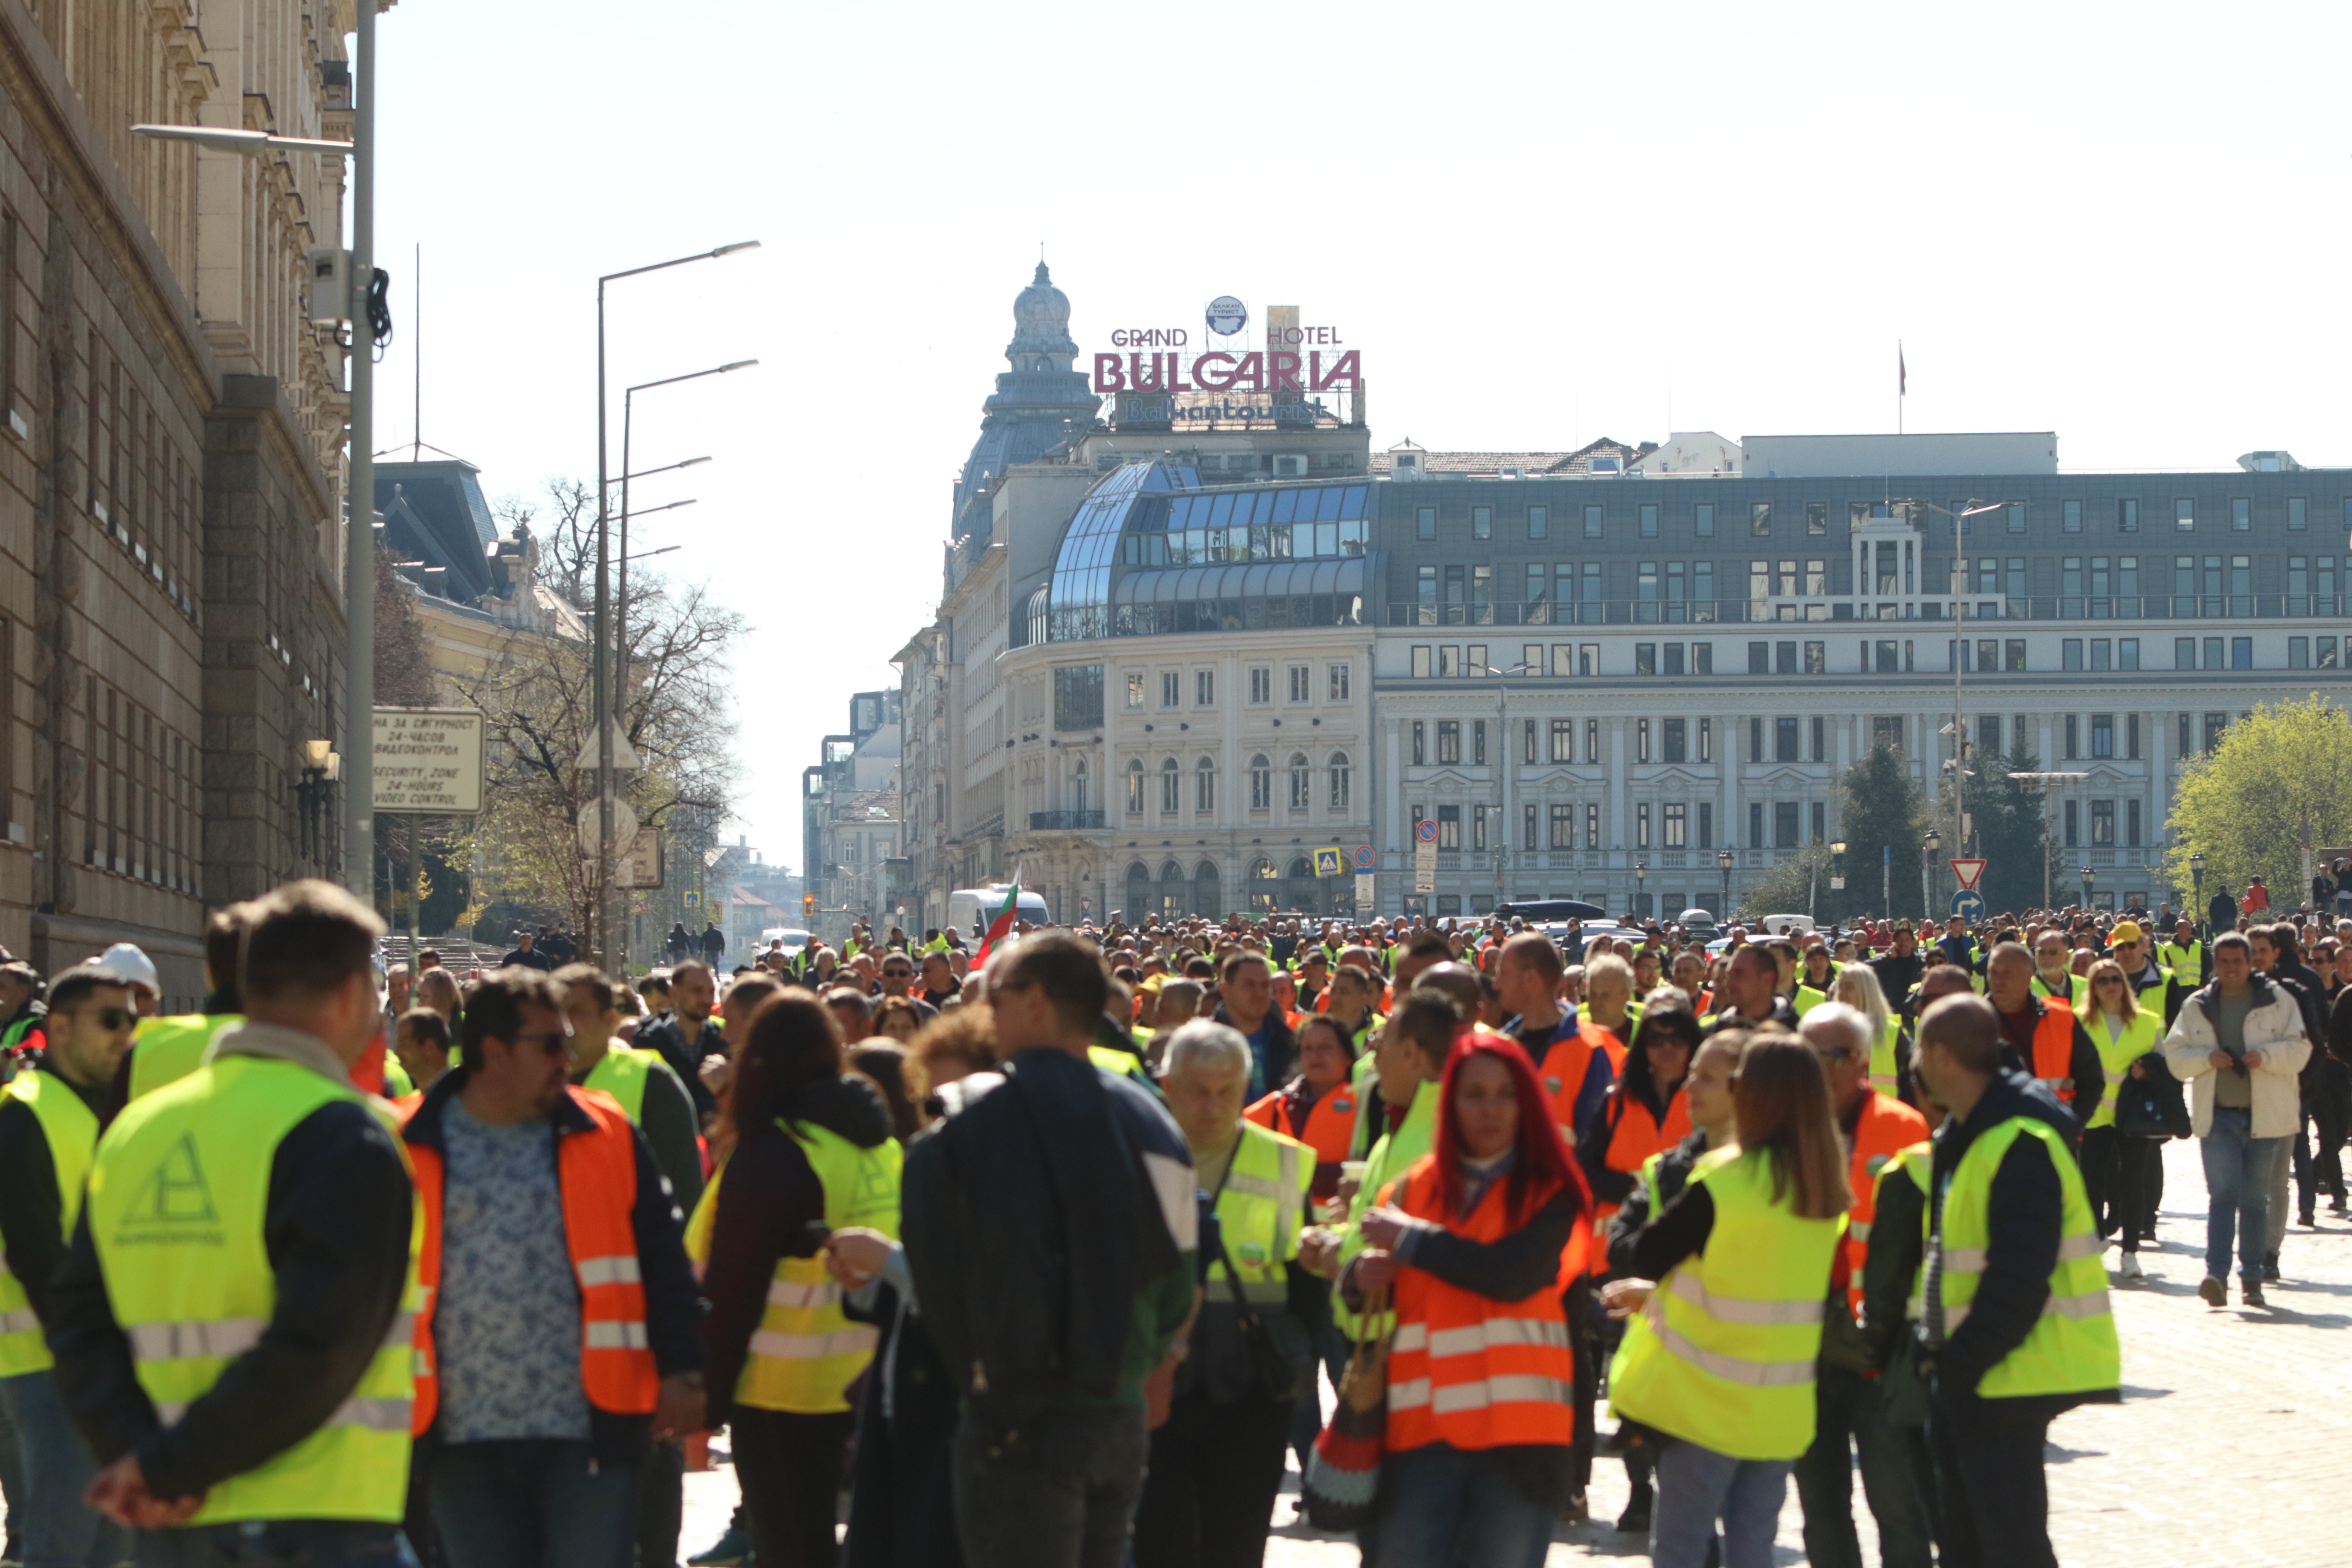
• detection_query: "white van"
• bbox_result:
[947,885,1051,938]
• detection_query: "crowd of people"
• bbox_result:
[0,880,2338,1568]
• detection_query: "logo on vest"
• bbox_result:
[115,1133,223,1245]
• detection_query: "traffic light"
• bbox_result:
[802,893,816,916]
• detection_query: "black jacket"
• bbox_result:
[50,1061,413,1501]
[1604,1128,1710,1276]
[498,946,555,972]
[0,1063,107,1332]
[401,1070,703,1465]
[1210,1004,1297,1096]
[637,1014,727,1120]
[1923,1071,2116,1408]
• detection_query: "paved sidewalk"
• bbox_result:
[678,1136,2352,1566]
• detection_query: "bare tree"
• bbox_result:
[492,476,599,612]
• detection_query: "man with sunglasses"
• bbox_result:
[398,967,704,1568]
[0,964,135,1568]
[876,955,940,1023]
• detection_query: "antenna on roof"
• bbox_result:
[412,243,421,456]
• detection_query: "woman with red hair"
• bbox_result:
[1346,1029,1592,1567]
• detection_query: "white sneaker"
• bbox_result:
[2119,1253,2145,1280]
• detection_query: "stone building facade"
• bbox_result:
[0,0,364,1002]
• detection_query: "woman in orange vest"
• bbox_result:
[1245,1013,1360,1202]
[1348,1030,1590,1567]
[1580,1005,1701,1237]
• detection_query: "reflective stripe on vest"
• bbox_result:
[2028,1006,2079,1102]
[0,1070,100,1376]
[1208,1124,1311,1308]
[1333,1086,1437,1338]
[2081,1011,2162,1131]
[738,1119,903,1415]
[1868,1017,1902,1096]
[1384,1153,1578,1453]
[1606,1144,1846,1462]
[582,1048,656,1124]
[88,1054,418,1525]
[404,1086,658,1436]
[1928,1115,2119,1399]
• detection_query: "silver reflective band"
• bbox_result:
[152,1394,411,1432]
[130,1318,264,1362]
[1642,1298,1817,1387]
[750,1326,878,1360]
[766,1278,841,1310]
[1387,1375,1432,1410]
[1941,1288,2108,1334]
[576,1255,642,1289]
[1849,1219,1874,1243]
[1430,1374,1572,1415]
[1945,1230,2101,1276]
[1393,1322,1428,1354]
[583,1320,649,1351]
[0,1308,39,1336]
[1223,1173,1285,1202]
[1427,1317,1571,1358]
[1668,1270,1825,1327]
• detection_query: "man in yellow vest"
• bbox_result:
[120,907,248,1106]
[399,966,704,1568]
[1912,994,2120,1568]
[1133,1021,1315,1566]
[49,880,418,1565]
[0,964,136,1566]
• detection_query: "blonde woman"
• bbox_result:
[1831,964,1901,1098]
[2078,956,2165,1279]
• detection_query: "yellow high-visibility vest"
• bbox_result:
[0,1070,99,1375]
[736,1121,901,1415]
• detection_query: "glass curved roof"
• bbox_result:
[1045,462,1191,643]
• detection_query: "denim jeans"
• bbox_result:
[1373,1442,1554,1568]
[1652,1440,1788,1568]
[133,1521,416,1568]
[1790,1363,1933,1568]
[0,1367,124,1568]
[951,1403,1148,1568]
[2199,1106,2281,1283]
[427,1439,638,1568]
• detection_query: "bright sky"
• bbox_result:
[367,0,2352,870]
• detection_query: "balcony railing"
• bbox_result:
[1385,594,2346,628]
[1027,810,1105,831]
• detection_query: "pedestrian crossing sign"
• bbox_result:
[683,891,700,909]
[1313,847,1347,878]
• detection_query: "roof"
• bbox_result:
[1369,436,1657,477]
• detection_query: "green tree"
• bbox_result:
[2165,695,2352,905]
[1736,843,1835,923]
[1832,744,1924,922]
[1966,740,2058,917]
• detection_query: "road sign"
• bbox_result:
[1354,872,1375,908]
[1949,858,1988,891]
[372,707,484,814]
[616,826,663,888]
[1416,818,1440,844]
[1313,847,1347,878]
[1829,877,1846,890]
[1353,844,1376,870]
[1950,889,1986,922]
[1414,836,1437,894]
[683,891,699,909]
[573,721,641,773]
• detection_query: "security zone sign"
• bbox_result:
[1313,846,1348,878]
[373,707,485,814]
[1414,817,1439,895]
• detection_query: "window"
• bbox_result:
[1699,717,1713,763]
[2127,799,2142,846]
[2063,639,2083,671]
[2176,498,2195,531]
[1249,754,1272,810]
[1635,643,1657,676]
[1636,717,1652,764]
[2175,637,2196,671]
[1126,760,1145,814]
[2292,637,2310,670]
[1436,721,1461,764]
[1549,803,1573,849]
[1329,752,1351,808]
[2005,640,2027,671]
[2328,639,2343,671]
[2117,498,2139,533]
[2178,713,2191,755]
[1125,671,1144,709]
[1467,643,1487,675]
[2091,714,2114,759]
[2231,498,2251,532]
[1804,641,1825,675]
[1774,801,1800,848]
[1805,501,1826,536]
[1810,715,1825,763]
[1196,670,1214,706]
[1161,758,1181,813]
[1750,802,1765,848]
[1161,671,1179,708]
[1528,505,1548,540]
[1411,721,1425,766]
[1473,805,1488,852]
[1437,804,1461,849]
[2232,636,2252,670]
[2064,499,2082,533]
[2063,800,2079,848]
[1195,757,1215,812]
[1580,644,1599,677]
[1549,719,1574,763]
[1637,802,1652,849]
[1641,503,1660,538]
[1873,715,1904,752]
[1771,640,1795,675]
[1288,753,1311,811]
[1437,645,1460,678]
[1586,718,1601,764]
[1523,717,1537,763]
[1473,720,1487,766]
[1977,714,2002,760]
[2289,497,2307,531]
[2127,713,2141,759]
[1812,802,1827,843]
[1752,501,1772,536]
[1748,640,1770,675]
[1583,504,1603,540]
[1416,505,1436,539]
[1412,646,1431,678]
[1663,717,1687,763]
[2005,503,2025,534]
[1328,663,1350,701]
[1585,802,1601,849]
[1054,665,1103,730]
[1523,804,1537,850]
[2089,638,2110,671]
[2063,715,2079,760]
[1749,715,1764,763]
[1288,665,1310,702]
[1694,643,1713,674]
[1250,666,1272,704]
[1472,505,1492,540]
[1775,716,1800,763]
[2204,712,2227,752]
[2205,636,2224,670]
[1695,502,1715,538]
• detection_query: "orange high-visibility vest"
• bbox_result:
[1246,1083,1359,1166]
[1592,1087,1693,1239]
[2028,1005,2079,1103]
[1537,1021,1622,1148]
[401,1086,658,1435]
[1384,1154,1581,1453]
[1841,1090,1929,1317]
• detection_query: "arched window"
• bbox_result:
[1159,859,1187,921]
[1329,751,1352,811]
[1195,756,1216,814]
[1249,753,1272,812]
[1161,757,1180,815]
[1247,857,1277,913]
[1126,759,1145,815]
[1193,859,1222,917]
[1125,860,1152,919]
[1288,752,1311,812]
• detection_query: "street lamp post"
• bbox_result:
[2191,851,2206,931]
[2081,865,2095,910]
[618,360,752,714]
[592,243,759,972]
[1718,848,1735,919]
[1923,827,1941,925]
[1635,860,1648,922]
[1813,840,1846,922]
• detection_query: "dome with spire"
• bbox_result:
[953,260,1102,530]
[1008,261,1078,372]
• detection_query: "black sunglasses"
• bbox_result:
[84,1007,135,1030]
[508,1029,570,1057]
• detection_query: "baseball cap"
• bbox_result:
[2110,920,2145,945]
[92,942,160,995]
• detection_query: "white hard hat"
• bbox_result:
[93,942,161,995]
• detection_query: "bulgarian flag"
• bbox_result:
[973,869,1023,969]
